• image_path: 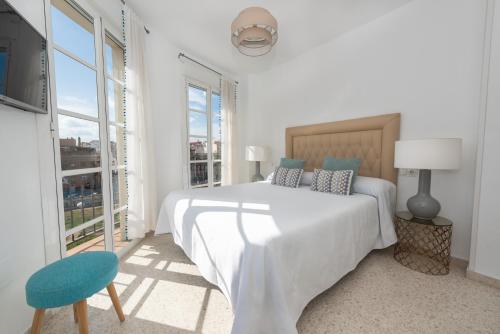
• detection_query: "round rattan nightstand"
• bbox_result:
[393,211,452,275]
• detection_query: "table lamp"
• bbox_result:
[395,138,462,220]
[246,145,267,182]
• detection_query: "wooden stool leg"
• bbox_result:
[106,283,125,322]
[75,300,89,334]
[31,309,45,334]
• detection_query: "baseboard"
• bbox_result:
[450,256,468,268]
[466,269,500,289]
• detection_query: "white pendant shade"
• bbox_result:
[231,7,278,57]
[395,138,462,170]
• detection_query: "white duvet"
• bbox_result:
[155,177,397,334]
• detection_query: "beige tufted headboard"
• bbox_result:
[285,113,400,184]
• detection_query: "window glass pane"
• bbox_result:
[190,137,207,161]
[66,220,105,254]
[63,172,102,230]
[188,86,206,111]
[189,111,208,137]
[112,169,127,209]
[54,50,98,117]
[213,162,221,183]
[109,125,125,167]
[51,0,95,65]
[106,79,124,123]
[58,114,100,170]
[104,35,125,82]
[190,162,208,186]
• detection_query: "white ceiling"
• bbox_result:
[127,0,413,75]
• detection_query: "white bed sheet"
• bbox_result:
[155,181,396,334]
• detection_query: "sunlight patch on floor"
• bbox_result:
[114,272,136,285]
[201,289,233,334]
[88,283,128,310]
[155,260,168,270]
[135,280,206,331]
[166,261,201,276]
[126,255,153,266]
[123,277,155,315]
[133,249,160,257]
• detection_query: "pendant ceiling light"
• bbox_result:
[231,7,278,57]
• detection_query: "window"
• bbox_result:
[104,34,128,248]
[187,82,222,188]
[50,0,128,255]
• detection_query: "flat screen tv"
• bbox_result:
[0,0,48,114]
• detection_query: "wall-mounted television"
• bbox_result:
[0,0,48,114]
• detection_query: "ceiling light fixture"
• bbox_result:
[231,7,278,57]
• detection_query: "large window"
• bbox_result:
[187,82,222,188]
[51,0,128,255]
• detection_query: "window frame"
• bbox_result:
[185,78,222,188]
[47,0,127,256]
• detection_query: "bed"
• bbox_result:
[156,113,401,334]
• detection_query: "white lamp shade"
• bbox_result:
[245,145,267,161]
[395,138,462,170]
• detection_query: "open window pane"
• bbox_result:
[188,85,207,111]
[54,50,98,117]
[109,125,125,168]
[189,111,208,137]
[58,114,100,170]
[213,162,221,183]
[190,162,208,186]
[104,35,125,82]
[106,79,124,123]
[63,172,103,230]
[51,0,95,65]
[112,169,128,210]
[190,137,207,160]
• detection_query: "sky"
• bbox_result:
[52,4,117,142]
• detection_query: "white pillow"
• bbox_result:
[300,172,314,186]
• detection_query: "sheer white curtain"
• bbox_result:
[221,79,238,185]
[123,6,157,239]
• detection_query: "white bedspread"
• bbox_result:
[155,179,396,334]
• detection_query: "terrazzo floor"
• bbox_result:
[40,234,500,334]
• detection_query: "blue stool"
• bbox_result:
[25,251,125,334]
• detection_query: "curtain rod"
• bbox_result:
[120,0,150,34]
[178,52,239,85]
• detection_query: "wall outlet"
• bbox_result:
[399,168,419,177]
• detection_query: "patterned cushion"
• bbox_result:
[271,167,303,188]
[310,169,354,195]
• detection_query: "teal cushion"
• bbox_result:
[280,158,305,169]
[323,157,361,192]
[26,251,118,309]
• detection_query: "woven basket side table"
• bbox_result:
[393,211,452,275]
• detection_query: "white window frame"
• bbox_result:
[185,78,222,188]
[46,0,126,256]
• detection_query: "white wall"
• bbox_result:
[0,1,57,333]
[245,0,487,260]
[144,29,248,212]
[469,0,500,280]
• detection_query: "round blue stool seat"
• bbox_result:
[26,251,118,309]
